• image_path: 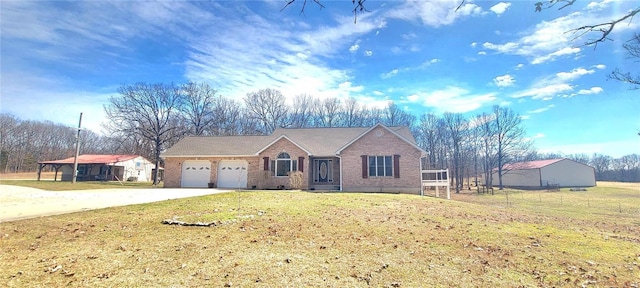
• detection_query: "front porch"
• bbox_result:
[308,157,341,191]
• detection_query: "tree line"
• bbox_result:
[2,82,638,185]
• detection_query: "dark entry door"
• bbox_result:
[315,159,332,183]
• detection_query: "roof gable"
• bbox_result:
[256,135,312,155]
[335,123,426,155]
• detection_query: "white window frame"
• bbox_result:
[275,152,297,177]
[368,155,393,177]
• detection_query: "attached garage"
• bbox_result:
[217,160,248,188]
[181,160,211,188]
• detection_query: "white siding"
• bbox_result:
[492,159,596,187]
[540,159,596,187]
[493,168,541,187]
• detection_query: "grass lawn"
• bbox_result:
[0,180,158,191]
[1,183,638,287]
[1,172,158,191]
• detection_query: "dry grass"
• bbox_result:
[0,172,56,180]
[0,179,156,191]
[1,185,639,287]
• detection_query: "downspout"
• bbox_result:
[338,155,343,191]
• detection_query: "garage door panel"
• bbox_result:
[218,160,248,188]
[181,160,211,188]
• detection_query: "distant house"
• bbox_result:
[37,154,156,182]
[492,158,596,188]
[161,124,427,194]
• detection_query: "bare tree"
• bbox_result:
[609,33,640,89]
[180,82,218,136]
[289,94,316,128]
[243,88,290,134]
[590,153,612,179]
[104,82,185,184]
[566,153,590,164]
[491,106,533,190]
[314,97,341,127]
[339,97,366,127]
[443,112,468,193]
[383,102,416,127]
[210,97,246,136]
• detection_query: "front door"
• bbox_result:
[314,159,332,183]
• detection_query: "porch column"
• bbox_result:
[37,163,43,181]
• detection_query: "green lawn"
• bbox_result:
[0,183,638,287]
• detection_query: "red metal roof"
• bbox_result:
[39,154,141,165]
[501,158,564,170]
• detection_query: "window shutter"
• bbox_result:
[263,157,269,171]
[393,154,400,178]
[361,155,368,178]
[298,157,304,172]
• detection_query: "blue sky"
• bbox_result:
[1,0,638,157]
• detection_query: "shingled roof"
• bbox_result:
[162,125,419,158]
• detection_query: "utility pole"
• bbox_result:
[72,112,83,184]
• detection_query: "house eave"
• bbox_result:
[161,154,259,158]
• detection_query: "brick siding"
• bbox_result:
[340,128,422,194]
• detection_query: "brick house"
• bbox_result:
[161,124,426,194]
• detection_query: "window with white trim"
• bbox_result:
[274,152,297,177]
[368,156,393,177]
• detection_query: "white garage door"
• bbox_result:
[181,160,211,188]
[218,160,248,188]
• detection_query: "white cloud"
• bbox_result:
[514,66,602,100]
[573,86,604,96]
[494,74,515,87]
[490,2,511,15]
[364,50,373,56]
[380,59,439,79]
[470,42,477,48]
[381,69,399,79]
[515,83,574,100]
[349,40,361,53]
[478,51,487,55]
[594,64,606,69]
[586,0,615,11]
[482,12,584,64]
[388,0,483,27]
[401,33,417,40]
[515,63,524,69]
[528,104,555,114]
[556,67,595,81]
[406,86,496,113]
[532,133,545,139]
[531,47,581,64]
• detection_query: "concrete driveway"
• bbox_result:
[0,185,231,222]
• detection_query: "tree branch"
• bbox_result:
[568,8,640,46]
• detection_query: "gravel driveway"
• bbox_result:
[0,185,231,222]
